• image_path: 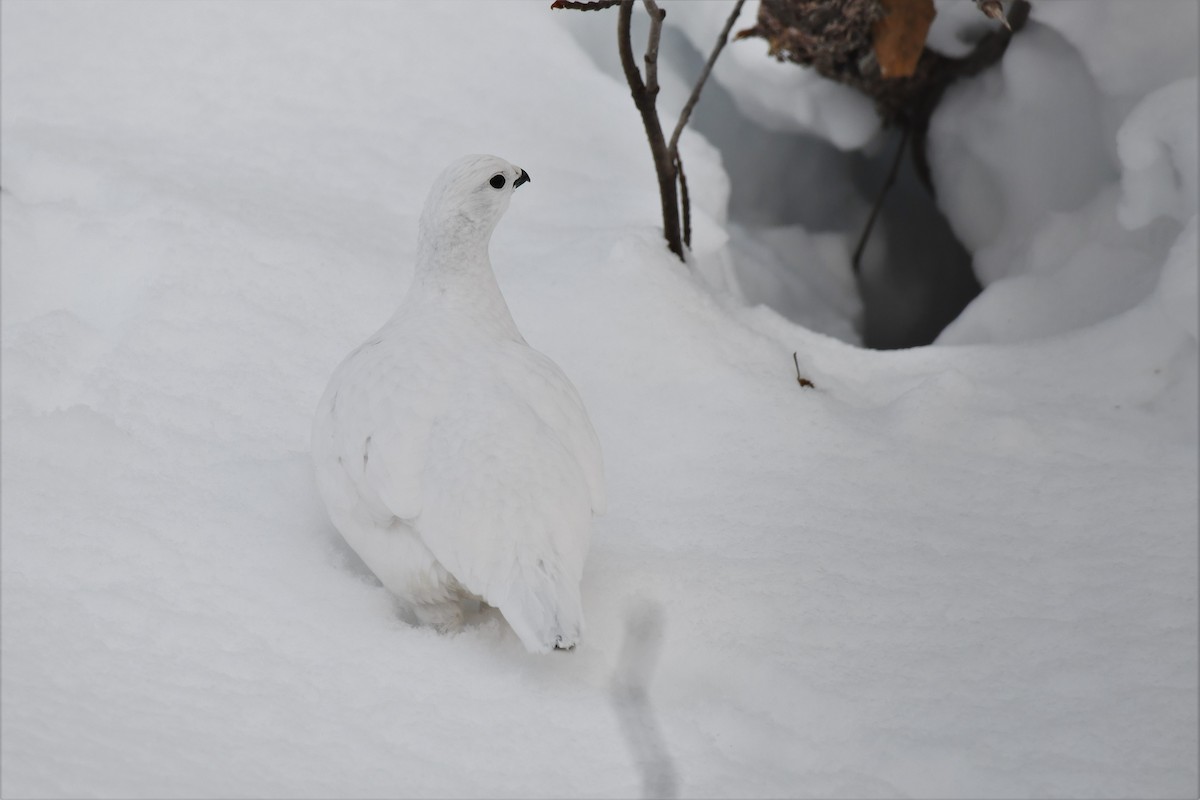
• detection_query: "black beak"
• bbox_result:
[514,169,531,188]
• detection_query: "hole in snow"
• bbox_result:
[666,26,981,349]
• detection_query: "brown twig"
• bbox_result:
[851,125,909,275]
[675,154,692,248]
[550,0,622,9]
[663,0,745,256]
[667,0,747,158]
[615,1,644,95]
[793,352,815,388]
[642,0,665,100]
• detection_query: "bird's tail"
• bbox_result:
[498,560,584,654]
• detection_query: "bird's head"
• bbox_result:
[418,154,531,248]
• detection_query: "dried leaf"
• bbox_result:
[872,0,935,78]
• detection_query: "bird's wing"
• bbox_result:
[492,340,607,514]
[314,340,445,524]
[410,352,599,650]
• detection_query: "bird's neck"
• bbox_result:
[409,227,521,339]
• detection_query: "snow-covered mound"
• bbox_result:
[2,2,1196,798]
[928,1,1199,346]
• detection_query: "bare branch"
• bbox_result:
[641,0,666,99]
[550,0,622,9]
[616,1,646,96]
[668,0,747,158]
[570,0,742,260]
[617,0,683,259]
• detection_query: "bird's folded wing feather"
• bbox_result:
[491,341,607,514]
[412,371,594,607]
[321,345,444,523]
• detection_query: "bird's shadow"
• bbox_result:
[323,525,508,637]
[460,598,506,632]
[323,527,382,587]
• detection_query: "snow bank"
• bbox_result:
[1118,77,1199,229]
[1157,215,1200,342]
[931,3,1199,349]
[927,0,1003,58]
[2,2,1196,798]
[724,222,863,342]
[929,21,1116,282]
[1033,0,1200,106]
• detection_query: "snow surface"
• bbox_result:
[2,1,1197,798]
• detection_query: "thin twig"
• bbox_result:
[662,0,745,258]
[675,154,691,249]
[793,352,815,388]
[851,126,909,275]
[667,0,746,158]
[550,0,622,9]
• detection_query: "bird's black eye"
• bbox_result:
[490,174,506,189]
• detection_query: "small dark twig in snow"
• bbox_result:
[611,601,678,799]
[793,352,815,389]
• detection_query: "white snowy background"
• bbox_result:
[1,1,1196,797]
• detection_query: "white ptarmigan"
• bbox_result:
[311,155,605,653]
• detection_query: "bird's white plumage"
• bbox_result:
[311,155,604,652]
